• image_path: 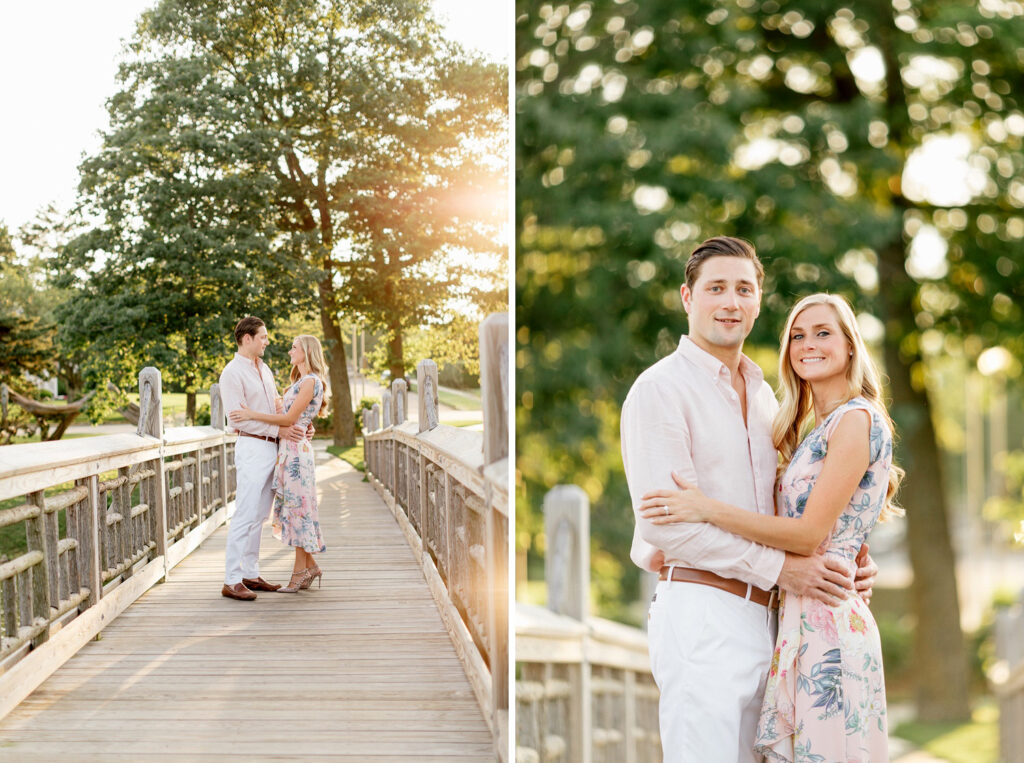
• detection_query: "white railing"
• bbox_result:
[516,486,662,763]
[0,368,237,721]
[992,600,1024,762]
[363,313,509,761]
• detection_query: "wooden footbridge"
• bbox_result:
[0,316,509,761]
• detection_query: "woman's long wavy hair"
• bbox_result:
[772,293,904,521]
[291,335,330,416]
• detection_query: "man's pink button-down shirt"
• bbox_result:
[621,336,785,592]
[218,353,280,439]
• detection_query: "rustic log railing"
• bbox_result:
[0,368,237,721]
[516,486,662,763]
[992,599,1024,762]
[363,313,510,761]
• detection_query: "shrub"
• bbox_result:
[354,396,377,434]
[195,403,211,425]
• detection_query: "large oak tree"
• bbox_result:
[65,0,506,442]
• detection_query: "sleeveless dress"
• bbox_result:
[754,397,891,763]
[271,375,326,553]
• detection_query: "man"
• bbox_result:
[620,237,876,761]
[218,316,306,600]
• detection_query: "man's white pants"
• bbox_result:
[224,437,278,585]
[648,580,776,763]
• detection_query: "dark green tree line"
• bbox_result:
[517,0,1024,720]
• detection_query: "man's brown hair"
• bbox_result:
[234,316,265,345]
[684,236,764,290]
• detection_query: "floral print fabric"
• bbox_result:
[271,375,326,553]
[755,397,891,762]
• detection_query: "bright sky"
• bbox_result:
[0,0,509,236]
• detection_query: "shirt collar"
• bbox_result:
[234,351,263,371]
[675,335,765,386]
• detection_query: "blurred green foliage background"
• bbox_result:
[515,0,1024,723]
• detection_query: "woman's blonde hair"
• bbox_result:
[772,293,904,520]
[291,335,330,416]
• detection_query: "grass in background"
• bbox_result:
[10,392,211,428]
[8,432,102,444]
[0,503,69,559]
[327,440,364,472]
[96,392,209,424]
[437,386,481,410]
[407,381,481,411]
[891,702,999,763]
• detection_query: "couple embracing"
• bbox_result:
[219,316,329,600]
[622,236,903,762]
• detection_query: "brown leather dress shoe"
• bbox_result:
[242,576,281,592]
[221,583,257,600]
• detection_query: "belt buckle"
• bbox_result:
[768,587,779,610]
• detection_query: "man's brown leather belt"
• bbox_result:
[659,566,779,609]
[238,432,279,444]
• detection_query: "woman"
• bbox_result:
[640,293,903,762]
[230,334,328,593]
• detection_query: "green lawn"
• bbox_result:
[406,381,481,411]
[891,702,1000,763]
[99,392,209,424]
[0,490,71,560]
[327,440,365,472]
[437,386,481,411]
[9,391,211,430]
[8,432,102,444]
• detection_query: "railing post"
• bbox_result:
[417,360,439,432]
[995,602,1024,761]
[25,491,51,647]
[81,476,102,608]
[209,383,225,430]
[392,379,407,425]
[362,406,372,471]
[544,485,592,763]
[137,367,163,440]
[479,313,508,464]
[545,486,590,620]
[382,390,392,429]
[139,368,169,575]
[211,382,229,517]
[480,313,510,754]
[392,379,408,508]
[371,404,380,434]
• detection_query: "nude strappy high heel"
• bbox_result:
[300,564,322,590]
[279,568,312,593]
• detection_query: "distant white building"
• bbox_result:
[23,372,58,398]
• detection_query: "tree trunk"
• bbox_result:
[878,238,971,721]
[318,281,355,447]
[307,173,354,446]
[185,331,197,424]
[387,319,404,385]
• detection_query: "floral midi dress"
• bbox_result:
[271,374,326,553]
[755,397,891,763]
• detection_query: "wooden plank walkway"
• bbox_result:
[0,450,492,761]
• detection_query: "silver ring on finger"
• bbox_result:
[663,506,669,517]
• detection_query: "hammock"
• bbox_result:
[0,384,96,441]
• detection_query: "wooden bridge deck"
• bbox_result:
[0,451,492,761]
